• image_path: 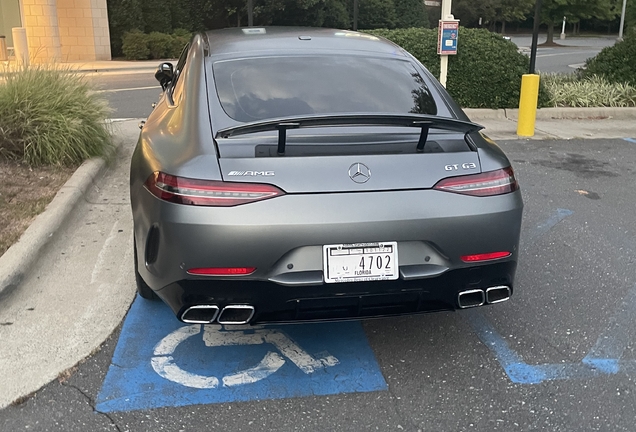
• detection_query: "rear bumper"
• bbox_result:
[155,261,517,324]
[134,189,523,284]
[132,187,523,323]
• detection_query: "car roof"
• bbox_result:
[203,27,407,58]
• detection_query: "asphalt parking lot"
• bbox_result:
[1,137,636,431]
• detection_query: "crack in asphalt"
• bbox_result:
[63,383,122,432]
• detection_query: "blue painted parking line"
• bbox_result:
[527,208,573,244]
[96,298,387,413]
[466,208,635,384]
[466,284,636,384]
[624,138,636,144]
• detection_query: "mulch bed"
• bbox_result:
[0,160,75,257]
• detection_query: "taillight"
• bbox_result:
[433,167,518,197]
[461,251,512,262]
[144,172,284,206]
[187,267,256,275]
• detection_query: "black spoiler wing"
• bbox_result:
[216,113,484,155]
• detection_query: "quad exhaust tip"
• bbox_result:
[457,289,485,309]
[181,305,220,324]
[218,305,255,325]
[486,286,511,304]
[458,286,511,309]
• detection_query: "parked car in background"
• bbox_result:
[130,27,523,325]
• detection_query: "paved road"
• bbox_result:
[87,72,160,120]
[1,136,635,431]
[508,35,617,73]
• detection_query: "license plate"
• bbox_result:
[323,242,398,283]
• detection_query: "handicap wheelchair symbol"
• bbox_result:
[151,324,340,389]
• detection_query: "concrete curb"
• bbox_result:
[0,146,119,300]
[463,108,508,120]
[465,107,636,121]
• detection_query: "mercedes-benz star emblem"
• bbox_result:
[348,163,371,184]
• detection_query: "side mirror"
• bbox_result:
[155,62,174,90]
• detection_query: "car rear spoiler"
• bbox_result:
[216,113,484,156]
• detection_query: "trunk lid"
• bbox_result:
[215,115,483,194]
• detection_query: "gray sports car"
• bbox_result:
[130,27,523,325]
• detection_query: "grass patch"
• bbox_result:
[0,65,113,166]
[542,74,636,108]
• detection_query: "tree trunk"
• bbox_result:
[501,21,506,34]
[546,22,555,44]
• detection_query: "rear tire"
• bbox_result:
[134,237,158,300]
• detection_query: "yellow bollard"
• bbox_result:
[517,74,540,137]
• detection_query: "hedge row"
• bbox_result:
[122,30,191,60]
[583,28,636,86]
[366,28,550,109]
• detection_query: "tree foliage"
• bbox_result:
[107,0,430,55]
[626,0,636,32]
[394,0,429,29]
[452,0,534,28]
[539,0,621,43]
[106,0,144,56]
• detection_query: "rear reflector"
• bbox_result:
[461,252,511,262]
[433,167,518,197]
[187,267,256,276]
[144,172,284,206]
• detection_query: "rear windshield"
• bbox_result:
[212,56,437,122]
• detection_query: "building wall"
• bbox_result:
[22,0,62,62]
[16,0,111,63]
[0,0,23,47]
[55,0,110,61]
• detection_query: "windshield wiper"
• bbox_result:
[216,113,483,156]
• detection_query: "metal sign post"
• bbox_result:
[438,0,456,88]
[518,0,543,137]
[618,0,628,41]
[247,0,253,27]
[353,0,359,31]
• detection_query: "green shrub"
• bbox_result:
[147,31,174,59]
[172,28,192,39]
[542,74,636,107]
[122,30,150,60]
[168,29,191,58]
[106,0,145,57]
[122,30,188,60]
[0,66,113,166]
[366,28,550,109]
[583,30,636,86]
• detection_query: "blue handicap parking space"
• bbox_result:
[96,298,387,413]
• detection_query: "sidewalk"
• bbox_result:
[62,59,163,74]
[465,107,636,140]
[1,59,161,75]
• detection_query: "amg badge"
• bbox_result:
[228,171,275,176]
